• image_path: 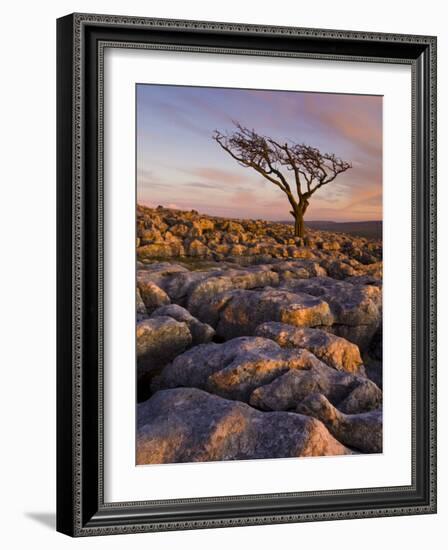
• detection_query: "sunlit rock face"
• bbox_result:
[255,322,364,374]
[137,388,352,464]
[154,335,381,414]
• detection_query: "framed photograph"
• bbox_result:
[56,13,437,536]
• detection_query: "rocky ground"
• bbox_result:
[136,205,383,464]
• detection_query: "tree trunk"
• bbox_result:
[293,203,308,238]
[294,212,305,237]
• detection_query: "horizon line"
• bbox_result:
[137,203,381,224]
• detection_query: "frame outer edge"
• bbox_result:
[56,13,76,537]
[72,11,436,44]
[60,13,437,536]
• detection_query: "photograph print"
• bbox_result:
[135,84,383,465]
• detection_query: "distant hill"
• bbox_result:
[280,220,382,239]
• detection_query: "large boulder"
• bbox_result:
[158,270,215,304]
[150,304,215,346]
[206,347,324,402]
[155,336,347,404]
[337,379,383,414]
[280,277,381,323]
[137,388,352,464]
[156,337,286,393]
[137,274,170,312]
[296,393,382,453]
[187,269,279,317]
[136,316,192,379]
[210,288,334,339]
[145,266,279,311]
[249,365,382,414]
[255,322,364,375]
[280,277,381,349]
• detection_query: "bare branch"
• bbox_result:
[212,122,352,237]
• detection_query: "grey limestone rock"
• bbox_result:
[150,304,215,345]
[137,387,352,464]
[296,393,382,453]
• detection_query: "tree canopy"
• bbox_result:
[213,122,352,237]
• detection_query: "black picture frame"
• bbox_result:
[56,13,437,537]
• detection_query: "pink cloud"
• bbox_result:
[189,167,243,185]
[304,94,382,158]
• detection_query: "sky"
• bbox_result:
[136,84,382,222]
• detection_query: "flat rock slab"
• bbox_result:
[137,387,352,464]
[255,322,364,375]
[136,263,188,291]
[142,266,278,307]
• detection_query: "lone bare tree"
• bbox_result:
[213,123,352,237]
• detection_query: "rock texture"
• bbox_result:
[135,206,383,463]
[137,316,192,377]
[150,304,215,346]
[279,277,382,349]
[136,316,192,401]
[155,337,320,398]
[250,366,382,414]
[137,388,352,464]
[137,274,170,313]
[137,205,382,266]
[296,393,382,453]
[211,288,334,339]
[154,336,382,413]
[255,322,364,374]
